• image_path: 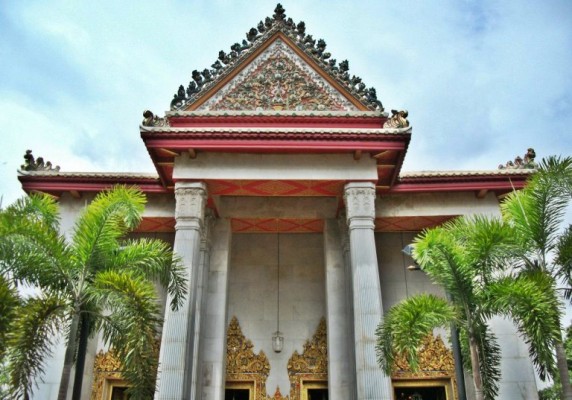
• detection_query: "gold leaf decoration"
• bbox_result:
[287,318,328,400]
[226,316,271,400]
[91,349,123,400]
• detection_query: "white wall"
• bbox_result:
[227,233,326,397]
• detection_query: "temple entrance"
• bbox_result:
[303,382,328,400]
[394,385,447,400]
[225,388,252,400]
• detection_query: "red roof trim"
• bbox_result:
[144,138,408,152]
[18,175,169,195]
[168,115,387,129]
[388,179,526,193]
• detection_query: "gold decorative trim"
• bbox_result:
[226,316,271,400]
[91,349,123,400]
[287,318,328,400]
[392,334,458,400]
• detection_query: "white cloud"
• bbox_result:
[1,0,571,206]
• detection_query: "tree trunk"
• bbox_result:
[58,312,80,400]
[468,334,485,400]
[72,314,90,400]
[555,340,572,400]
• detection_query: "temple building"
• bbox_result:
[19,4,539,400]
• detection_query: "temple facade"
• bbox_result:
[19,5,539,400]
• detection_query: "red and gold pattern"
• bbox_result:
[231,218,323,233]
[207,180,344,197]
[375,216,457,232]
[135,217,176,233]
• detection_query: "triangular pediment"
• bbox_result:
[169,4,384,113]
[197,36,359,112]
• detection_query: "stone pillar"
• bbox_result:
[190,210,214,400]
[324,219,353,400]
[344,182,392,400]
[155,182,207,400]
[201,218,232,400]
[339,213,357,400]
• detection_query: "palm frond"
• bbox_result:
[413,220,476,307]
[502,156,572,266]
[89,270,162,398]
[556,225,572,301]
[486,271,561,380]
[376,294,456,374]
[5,294,69,399]
[474,323,502,400]
[71,186,146,278]
[0,195,73,292]
[107,238,187,310]
[0,276,20,360]
[0,193,59,232]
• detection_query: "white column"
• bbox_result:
[190,211,214,400]
[324,219,353,400]
[201,219,232,400]
[339,213,357,400]
[155,182,206,400]
[344,182,392,400]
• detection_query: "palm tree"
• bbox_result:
[501,155,572,399]
[376,215,562,400]
[0,186,186,400]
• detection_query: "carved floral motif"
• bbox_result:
[200,40,356,112]
[90,349,124,400]
[174,184,207,220]
[226,316,271,400]
[344,184,376,221]
[392,335,458,400]
[287,318,328,400]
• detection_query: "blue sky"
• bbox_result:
[1,0,571,206]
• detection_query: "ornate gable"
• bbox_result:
[198,38,357,112]
[170,4,384,112]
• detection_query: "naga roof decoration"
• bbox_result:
[170,4,384,112]
[498,148,537,170]
[20,150,60,172]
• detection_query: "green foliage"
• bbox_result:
[538,384,561,400]
[0,186,186,399]
[375,294,456,374]
[377,202,566,399]
[0,276,19,360]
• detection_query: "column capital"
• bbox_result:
[343,182,376,229]
[175,182,207,230]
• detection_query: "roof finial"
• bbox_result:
[20,150,60,172]
[498,148,537,170]
[383,110,409,129]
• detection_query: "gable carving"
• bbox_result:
[198,39,358,112]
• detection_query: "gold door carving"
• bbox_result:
[392,334,458,400]
[226,316,271,400]
[287,318,328,400]
[91,349,124,400]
